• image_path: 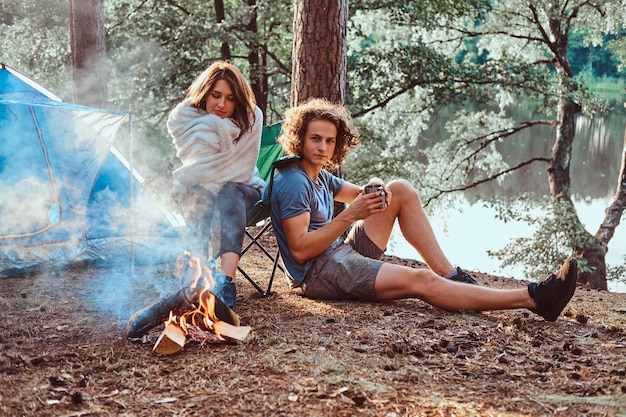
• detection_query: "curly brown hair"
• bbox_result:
[185,61,257,132]
[278,98,360,170]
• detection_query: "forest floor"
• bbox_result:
[1,233,626,417]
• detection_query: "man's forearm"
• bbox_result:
[288,210,356,264]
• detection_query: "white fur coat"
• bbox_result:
[167,98,265,196]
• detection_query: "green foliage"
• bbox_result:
[350,0,492,25]
[0,0,72,96]
[345,122,424,188]
[607,262,626,284]
[569,30,626,78]
[484,196,593,281]
[2,0,295,197]
[345,0,625,287]
[103,0,293,179]
[606,36,626,72]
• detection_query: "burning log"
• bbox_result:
[128,252,253,351]
[153,322,186,355]
[127,286,239,339]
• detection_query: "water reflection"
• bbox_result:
[390,100,626,292]
[577,114,609,157]
[477,105,625,200]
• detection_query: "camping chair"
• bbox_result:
[235,123,292,297]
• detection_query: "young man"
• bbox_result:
[269,98,577,321]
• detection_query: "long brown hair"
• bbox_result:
[279,98,360,170]
[186,61,256,132]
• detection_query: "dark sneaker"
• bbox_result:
[445,267,479,285]
[528,257,578,321]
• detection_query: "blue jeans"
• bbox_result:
[185,182,261,259]
[216,182,262,256]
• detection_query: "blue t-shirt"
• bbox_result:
[269,162,345,282]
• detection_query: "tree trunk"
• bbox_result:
[548,97,579,200]
[291,0,348,106]
[245,0,267,116]
[543,16,610,290]
[596,127,626,246]
[575,242,608,289]
[549,88,610,289]
[214,0,231,60]
[291,0,348,218]
[580,126,626,288]
[68,0,107,108]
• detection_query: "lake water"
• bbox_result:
[387,196,626,292]
[387,102,626,293]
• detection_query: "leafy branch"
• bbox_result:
[425,156,551,206]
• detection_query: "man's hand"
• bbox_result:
[364,179,392,210]
[348,189,387,220]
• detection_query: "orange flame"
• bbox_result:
[175,251,215,289]
[169,251,225,340]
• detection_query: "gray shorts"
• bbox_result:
[300,221,385,301]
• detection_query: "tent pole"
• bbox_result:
[129,111,135,275]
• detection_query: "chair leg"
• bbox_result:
[266,247,281,295]
[237,252,278,298]
[237,221,282,297]
[241,224,285,273]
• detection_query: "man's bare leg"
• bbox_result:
[373,263,533,310]
[362,179,456,276]
[373,258,578,321]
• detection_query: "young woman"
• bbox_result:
[167,61,265,309]
[269,98,577,322]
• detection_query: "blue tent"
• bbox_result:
[0,63,183,277]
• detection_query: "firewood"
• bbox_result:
[213,321,254,343]
[128,287,198,338]
[198,289,240,327]
[127,287,239,338]
[153,322,186,355]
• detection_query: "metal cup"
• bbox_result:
[364,184,386,208]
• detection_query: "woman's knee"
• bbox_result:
[218,182,241,198]
[219,182,261,208]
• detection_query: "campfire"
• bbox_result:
[127,252,253,355]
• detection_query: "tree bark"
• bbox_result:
[68,0,108,108]
[245,0,267,116]
[579,126,626,288]
[548,98,579,200]
[549,84,611,289]
[214,0,231,60]
[596,128,626,246]
[291,0,348,106]
[543,10,611,290]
